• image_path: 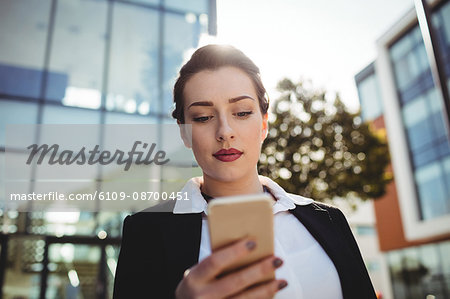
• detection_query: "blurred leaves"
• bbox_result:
[259,78,391,202]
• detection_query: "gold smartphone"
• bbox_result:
[207,193,275,282]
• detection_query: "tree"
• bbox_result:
[258,78,391,204]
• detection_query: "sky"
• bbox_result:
[208,0,415,111]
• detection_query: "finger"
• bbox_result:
[189,238,256,282]
[229,279,288,299]
[212,256,283,297]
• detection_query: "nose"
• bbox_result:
[215,116,235,142]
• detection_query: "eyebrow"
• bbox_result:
[187,95,256,109]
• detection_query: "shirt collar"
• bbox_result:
[173,175,313,215]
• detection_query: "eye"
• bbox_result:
[235,111,253,118]
[192,116,212,122]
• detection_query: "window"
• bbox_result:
[165,0,208,14]
[107,3,158,115]
[415,161,449,220]
[45,0,107,109]
[163,12,208,117]
[0,0,51,98]
[357,74,383,121]
[0,99,38,146]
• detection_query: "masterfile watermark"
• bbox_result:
[26,141,170,171]
[4,124,196,212]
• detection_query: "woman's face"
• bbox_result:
[181,66,268,183]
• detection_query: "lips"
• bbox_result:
[213,148,243,162]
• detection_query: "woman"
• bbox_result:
[113,44,377,299]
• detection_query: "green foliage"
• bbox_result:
[258,78,392,202]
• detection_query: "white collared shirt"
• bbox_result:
[174,176,343,299]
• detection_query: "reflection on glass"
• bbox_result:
[46,244,101,299]
[415,161,448,220]
[165,0,208,14]
[96,212,127,238]
[105,245,120,298]
[26,211,97,237]
[163,12,207,116]
[126,0,159,5]
[104,112,157,124]
[357,73,383,121]
[439,1,450,47]
[107,3,158,114]
[387,242,450,299]
[42,105,101,124]
[46,0,107,109]
[0,100,38,146]
[3,236,43,298]
[0,0,51,98]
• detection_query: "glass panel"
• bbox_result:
[107,3,158,114]
[46,244,101,298]
[388,250,408,299]
[41,105,101,124]
[104,112,158,124]
[165,0,208,14]
[415,161,449,220]
[162,116,177,124]
[402,247,424,297]
[439,241,450,275]
[45,0,107,109]
[96,212,128,238]
[163,13,207,116]
[0,99,38,146]
[105,245,120,298]
[2,235,44,298]
[126,0,159,5]
[444,157,450,211]
[402,96,434,151]
[0,0,51,98]
[406,51,421,80]
[439,1,450,48]
[411,143,440,168]
[390,33,413,62]
[414,43,429,75]
[393,56,413,91]
[427,87,449,140]
[29,211,97,236]
[357,74,383,121]
[419,244,446,298]
[438,241,450,295]
[355,225,376,236]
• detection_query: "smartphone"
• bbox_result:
[207,193,275,282]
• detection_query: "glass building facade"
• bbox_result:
[387,240,450,299]
[389,0,450,221]
[0,0,215,297]
[356,1,450,298]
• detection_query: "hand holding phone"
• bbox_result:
[207,193,275,281]
[175,238,287,299]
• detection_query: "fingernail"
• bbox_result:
[246,240,256,251]
[272,258,283,268]
[278,281,288,290]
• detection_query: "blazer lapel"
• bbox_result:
[289,204,353,292]
[161,213,203,292]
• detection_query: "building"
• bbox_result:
[0,0,216,297]
[355,0,450,298]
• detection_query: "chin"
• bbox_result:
[204,169,246,183]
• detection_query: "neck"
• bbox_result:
[201,171,264,198]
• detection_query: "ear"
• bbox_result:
[261,113,268,142]
[177,120,192,148]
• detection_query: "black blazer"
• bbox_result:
[113,202,377,299]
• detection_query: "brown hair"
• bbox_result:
[172,44,269,123]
